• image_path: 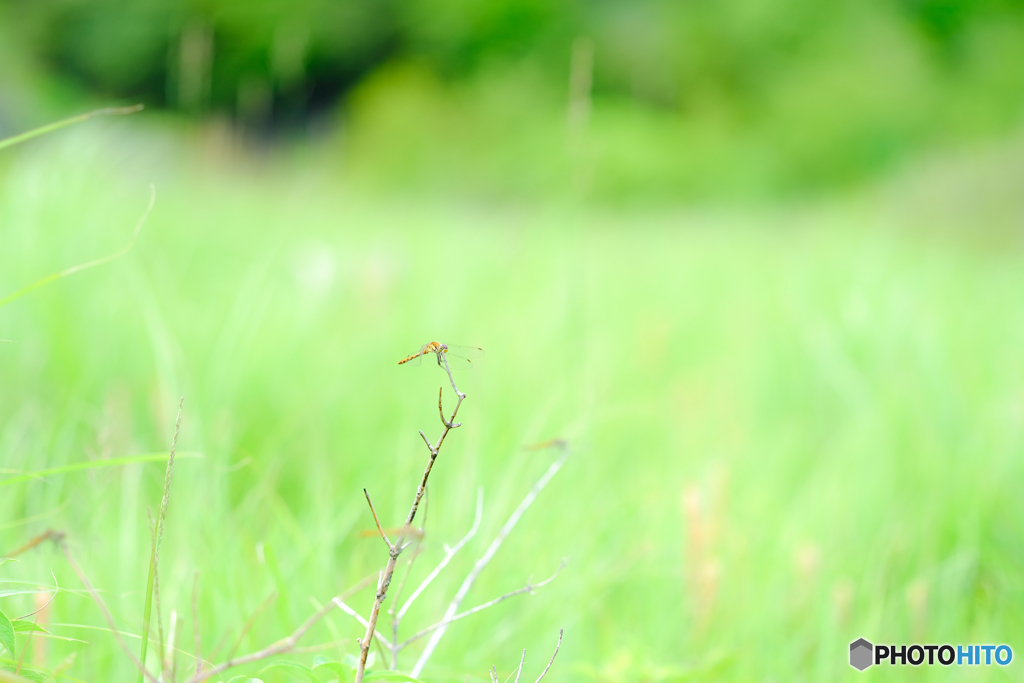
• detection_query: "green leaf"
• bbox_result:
[226,677,264,683]
[0,667,48,683]
[311,659,351,682]
[362,673,424,682]
[11,622,48,635]
[0,669,31,683]
[0,611,15,657]
[257,661,321,683]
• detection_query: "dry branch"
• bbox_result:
[397,561,565,651]
[185,574,375,683]
[411,442,570,677]
[513,648,526,683]
[533,629,563,682]
[353,350,466,683]
[331,599,394,649]
[395,489,483,625]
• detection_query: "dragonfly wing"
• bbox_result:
[446,345,484,361]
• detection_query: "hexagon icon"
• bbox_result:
[850,638,873,671]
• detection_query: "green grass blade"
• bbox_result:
[0,184,155,311]
[0,452,202,489]
[137,530,157,683]
[138,400,183,683]
[0,105,142,152]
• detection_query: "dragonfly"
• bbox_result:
[397,341,484,367]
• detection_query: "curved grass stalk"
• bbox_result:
[0,185,155,311]
[0,105,142,153]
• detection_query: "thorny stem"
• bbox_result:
[354,351,466,683]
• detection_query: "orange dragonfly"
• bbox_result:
[397,341,484,367]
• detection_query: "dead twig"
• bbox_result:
[331,599,393,649]
[513,649,526,683]
[391,488,483,662]
[353,350,466,683]
[533,629,563,682]
[494,630,561,683]
[397,561,565,651]
[363,489,393,550]
[411,441,570,677]
[185,574,376,683]
[15,572,58,620]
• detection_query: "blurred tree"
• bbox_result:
[4,0,1024,196]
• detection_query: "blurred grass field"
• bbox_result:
[2,119,1024,682]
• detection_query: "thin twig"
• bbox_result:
[192,571,202,677]
[396,489,483,623]
[513,649,526,683]
[15,572,58,620]
[397,561,565,651]
[59,541,160,683]
[411,442,570,677]
[186,575,375,683]
[363,489,393,551]
[533,629,563,683]
[331,600,393,649]
[387,545,423,669]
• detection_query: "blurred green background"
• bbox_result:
[2,1,1024,682]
